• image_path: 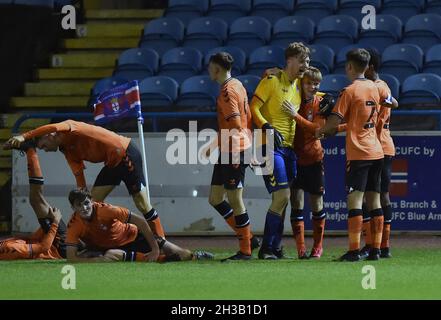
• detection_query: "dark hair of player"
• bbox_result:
[68,188,92,206]
[366,48,381,73]
[209,52,234,71]
[346,48,371,73]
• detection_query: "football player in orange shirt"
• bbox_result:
[6,120,165,239]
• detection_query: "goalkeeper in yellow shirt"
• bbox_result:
[250,42,310,259]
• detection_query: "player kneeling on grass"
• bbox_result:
[280,67,344,259]
[65,189,213,263]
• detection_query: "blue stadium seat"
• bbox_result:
[402,14,441,53]
[309,44,335,75]
[380,44,424,83]
[426,0,441,15]
[314,15,359,53]
[236,75,261,101]
[158,47,203,85]
[338,0,382,23]
[379,73,400,100]
[423,44,441,75]
[319,74,351,97]
[381,0,424,24]
[206,0,251,25]
[91,76,128,99]
[113,48,159,81]
[250,0,294,24]
[400,73,441,105]
[176,76,220,108]
[294,0,338,25]
[163,0,208,25]
[227,16,271,55]
[334,44,366,74]
[358,15,402,53]
[204,46,247,76]
[139,76,179,108]
[247,46,285,76]
[270,16,315,48]
[14,0,54,7]
[182,17,228,55]
[140,18,184,56]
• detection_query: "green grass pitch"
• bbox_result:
[1,246,440,300]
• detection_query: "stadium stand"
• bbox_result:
[381,0,425,23]
[163,0,208,25]
[334,44,367,74]
[423,44,441,74]
[402,14,441,52]
[247,46,285,76]
[157,47,203,85]
[308,44,335,75]
[236,74,261,101]
[400,73,441,106]
[313,15,359,53]
[113,48,159,81]
[294,0,338,25]
[379,73,401,100]
[139,76,179,108]
[204,46,247,76]
[337,0,382,22]
[206,0,251,25]
[380,44,424,83]
[320,74,352,97]
[358,14,403,52]
[182,17,228,54]
[176,75,219,108]
[426,0,441,14]
[250,0,295,24]
[270,16,315,48]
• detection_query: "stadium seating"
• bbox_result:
[139,76,179,108]
[294,0,338,25]
[380,44,424,83]
[113,48,159,81]
[358,14,403,53]
[402,14,441,52]
[204,46,247,76]
[423,44,441,74]
[140,18,185,56]
[314,15,358,53]
[91,76,128,100]
[205,0,251,25]
[337,0,382,22]
[226,16,272,55]
[334,44,366,74]
[158,47,203,85]
[319,74,351,97]
[426,0,441,15]
[236,74,261,101]
[247,46,285,76]
[308,44,335,75]
[163,0,208,25]
[381,0,424,23]
[270,16,315,48]
[182,17,228,54]
[400,73,441,105]
[379,73,401,100]
[176,75,220,108]
[250,0,294,24]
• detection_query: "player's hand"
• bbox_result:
[262,67,282,78]
[315,128,325,140]
[145,247,160,262]
[47,206,62,224]
[262,123,284,150]
[281,100,298,118]
[4,135,25,150]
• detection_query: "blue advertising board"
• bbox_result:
[302,133,441,231]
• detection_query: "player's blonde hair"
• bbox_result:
[303,66,322,82]
[285,42,310,61]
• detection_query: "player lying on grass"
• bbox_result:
[250,42,310,260]
[0,145,67,260]
[317,49,396,261]
[5,120,165,239]
[0,206,63,260]
[206,51,260,261]
[360,48,398,259]
[66,188,213,263]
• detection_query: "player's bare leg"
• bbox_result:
[91,185,115,202]
[365,191,384,260]
[290,188,307,258]
[380,192,392,257]
[309,194,325,258]
[131,189,165,239]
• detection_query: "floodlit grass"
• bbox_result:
[1,247,440,300]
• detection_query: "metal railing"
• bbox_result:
[11,110,441,133]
